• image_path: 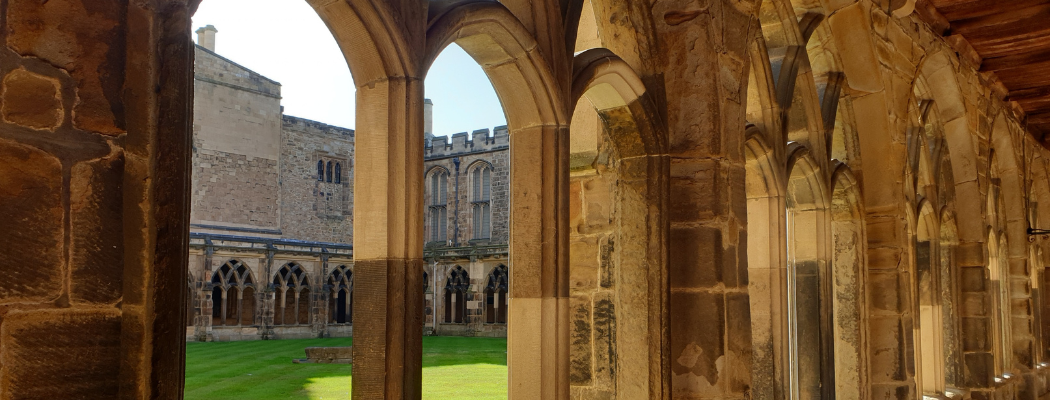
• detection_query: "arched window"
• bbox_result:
[471,163,492,239]
[444,266,469,323]
[484,265,508,324]
[326,161,333,183]
[428,169,449,242]
[423,270,430,293]
[335,162,342,184]
[317,160,324,181]
[327,265,353,325]
[272,263,310,325]
[210,260,255,327]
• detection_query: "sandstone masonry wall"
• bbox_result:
[191,46,283,230]
[279,116,355,244]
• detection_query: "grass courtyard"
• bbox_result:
[185,336,507,400]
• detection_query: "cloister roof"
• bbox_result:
[918,0,1050,142]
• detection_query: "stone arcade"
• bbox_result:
[4,0,1050,399]
[185,30,512,341]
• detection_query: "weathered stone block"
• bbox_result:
[570,295,593,385]
[669,226,722,288]
[868,271,900,313]
[570,238,600,290]
[0,140,63,303]
[961,266,986,292]
[670,291,724,387]
[961,316,990,351]
[7,0,126,135]
[70,153,124,304]
[964,352,993,388]
[867,316,904,382]
[1,69,62,130]
[0,310,121,399]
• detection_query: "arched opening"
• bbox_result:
[425,2,568,396]
[444,266,470,324]
[785,152,830,400]
[326,265,352,325]
[209,260,255,328]
[830,167,864,398]
[485,265,508,324]
[273,263,309,326]
[914,201,945,394]
[565,46,668,398]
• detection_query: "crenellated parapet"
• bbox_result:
[425,125,509,160]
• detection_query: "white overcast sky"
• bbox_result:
[191,0,507,136]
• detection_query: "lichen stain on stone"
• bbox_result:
[1,69,63,130]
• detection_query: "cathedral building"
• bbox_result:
[185,27,510,341]
[7,0,1050,399]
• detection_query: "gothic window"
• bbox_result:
[210,260,256,327]
[335,163,342,184]
[327,265,353,325]
[444,266,470,323]
[317,160,324,181]
[272,263,310,325]
[471,163,492,239]
[326,161,333,183]
[484,265,508,324]
[423,270,430,293]
[428,169,449,243]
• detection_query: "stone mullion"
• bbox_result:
[351,76,424,400]
[507,124,570,400]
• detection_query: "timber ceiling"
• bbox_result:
[918,0,1050,142]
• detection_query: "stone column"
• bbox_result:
[350,76,425,399]
[507,124,571,400]
[650,0,755,398]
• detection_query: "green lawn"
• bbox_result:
[185,336,508,400]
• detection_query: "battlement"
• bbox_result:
[282,115,355,139]
[425,125,509,159]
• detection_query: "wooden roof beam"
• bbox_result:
[981,48,1050,71]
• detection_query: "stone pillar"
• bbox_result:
[507,124,571,400]
[350,75,425,399]
[651,0,755,398]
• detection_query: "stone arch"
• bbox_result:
[272,263,311,326]
[443,266,470,324]
[785,148,832,399]
[483,264,509,324]
[830,163,866,399]
[747,37,781,141]
[915,51,981,242]
[425,1,564,130]
[209,259,255,327]
[425,2,569,397]
[567,47,669,398]
[326,265,353,325]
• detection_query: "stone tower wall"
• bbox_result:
[190,46,283,231]
[279,116,355,243]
